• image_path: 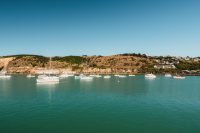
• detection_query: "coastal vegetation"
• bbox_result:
[52,56,86,65]
[7,55,48,67]
[175,61,200,70]
[119,53,148,58]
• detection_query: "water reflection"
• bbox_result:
[36,83,58,103]
[0,75,37,99]
[1,75,200,102]
[36,81,58,88]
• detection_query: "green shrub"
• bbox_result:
[52,56,86,64]
[175,61,200,70]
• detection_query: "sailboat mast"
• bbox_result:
[49,56,52,76]
[50,56,52,69]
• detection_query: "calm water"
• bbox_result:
[0,75,200,133]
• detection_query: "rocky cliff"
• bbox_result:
[0,57,14,71]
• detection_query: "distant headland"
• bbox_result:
[0,53,200,75]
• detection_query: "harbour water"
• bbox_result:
[0,75,200,133]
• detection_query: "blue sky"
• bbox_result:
[0,0,200,56]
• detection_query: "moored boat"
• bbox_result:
[59,73,74,78]
[75,76,80,79]
[145,73,156,79]
[129,74,135,77]
[0,70,11,79]
[90,75,102,78]
[165,74,172,77]
[173,75,185,79]
[118,75,127,78]
[104,75,111,79]
[36,57,60,84]
[80,75,93,80]
[27,74,35,78]
[37,76,59,83]
[38,75,48,79]
[0,75,11,79]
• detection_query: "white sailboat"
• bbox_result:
[74,74,84,79]
[37,76,59,83]
[36,57,59,84]
[59,73,74,78]
[173,75,185,79]
[80,75,93,81]
[0,70,11,79]
[165,73,172,77]
[27,74,35,78]
[37,75,48,79]
[118,75,127,78]
[145,73,156,79]
[104,75,111,79]
[90,74,102,78]
[75,76,80,79]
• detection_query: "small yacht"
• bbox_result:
[165,74,172,77]
[37,76,59,83]
[59,73,74,78]
[173,75,185,79]
[0,71,6,75]
[104,75,111,79]
[0,75,11,79]
[36,57,59,84]
[129,74,135,77]
[96,75,102,78]
[90,75,102,78]
[118,75,127,78]
[114,74,120,77]
[27,74,35,78]
[38,75,48,79]
[74,74,84,79]
[75,76,80,79]
[145,73,156,79]
[0,70,11,79]
[80,75,93,80]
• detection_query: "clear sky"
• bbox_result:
[0,0,200,56]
